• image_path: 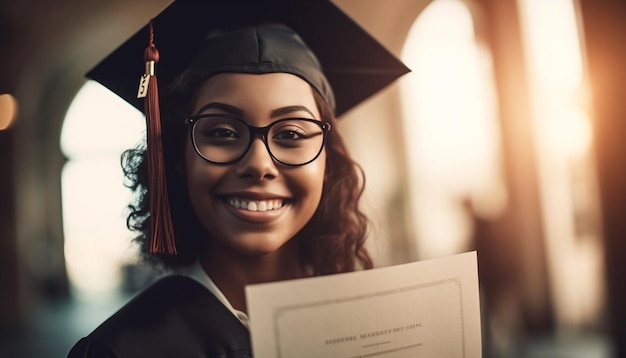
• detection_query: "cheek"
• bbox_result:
[183,140,220,198]
[295,152,326,203]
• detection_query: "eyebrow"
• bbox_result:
[195,102,244,117]
[195,102,316,119]
[270,105,316,119]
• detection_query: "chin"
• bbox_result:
[223,233,296,257]
[242,242,292,257]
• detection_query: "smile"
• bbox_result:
[226,198,285,212]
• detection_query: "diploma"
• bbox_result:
[246,251,482,357]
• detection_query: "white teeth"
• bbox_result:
[227,198,284,212]
[258,201,267,211]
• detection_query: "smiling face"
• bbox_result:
[184,72,326,258]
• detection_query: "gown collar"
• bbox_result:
[181,260,250,328]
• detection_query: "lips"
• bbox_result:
[226,198,284,212]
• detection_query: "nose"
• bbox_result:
[234,136,279,181]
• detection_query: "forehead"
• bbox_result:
[191,73,319,118]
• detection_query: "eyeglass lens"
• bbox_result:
[191,116,326,165]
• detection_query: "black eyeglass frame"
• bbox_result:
[185,114,332,166]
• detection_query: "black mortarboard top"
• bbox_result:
[86,0,409,255]
[87,0,409,117]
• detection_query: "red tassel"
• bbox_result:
[139,20,177,255]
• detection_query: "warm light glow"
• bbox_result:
[520,0,592,162]
[0,93,18,130]
[61,81,144,298]
[544,107,592,158]
[519,0,592,161]
[401,0,505,259]
[518,0,604,329]
[61,81,145,158]
[62,159,136,295]
[523,0,584,93]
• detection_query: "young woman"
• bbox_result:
[69,1,407,357]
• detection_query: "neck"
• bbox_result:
[200,239,303,314]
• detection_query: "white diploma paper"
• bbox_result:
[246,251,482,357]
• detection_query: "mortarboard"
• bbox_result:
[87,0,409,255]
[88,0,409,117]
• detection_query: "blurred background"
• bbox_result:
[1,0,625,357]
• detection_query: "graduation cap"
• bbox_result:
[87,0,409,255]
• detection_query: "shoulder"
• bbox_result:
[68,276,251,358]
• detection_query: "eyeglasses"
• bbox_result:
[185,114,331,166]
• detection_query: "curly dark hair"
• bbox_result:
[122,71,373,274]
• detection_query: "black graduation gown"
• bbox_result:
[67,275,252,358]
